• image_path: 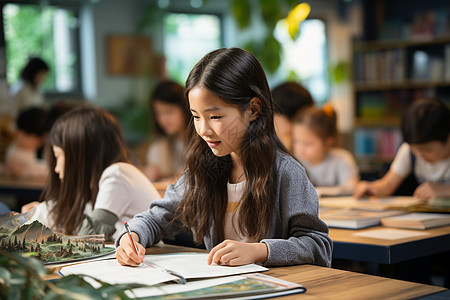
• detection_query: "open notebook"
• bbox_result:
[59,252,306,298]
[59,252,268,286]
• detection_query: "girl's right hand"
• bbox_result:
[115,232,146,266]
[21,201,40,213]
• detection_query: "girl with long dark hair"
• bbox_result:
[27,105,161,240]
[115,48,332,267]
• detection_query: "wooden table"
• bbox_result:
[329,225,450,264]
[0,176,44,198]
[46,243,447,299]
[146,243,446,299]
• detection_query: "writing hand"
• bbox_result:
[207,240,268,266]
[115,232,145,266]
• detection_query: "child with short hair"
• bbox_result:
[292,105,359,195]
[271,81,314,149]
[5,107,47,180]
[354,98,450,199]
[26,106,161,240]
[115,48,332,267]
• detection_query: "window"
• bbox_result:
[275,19,329,104]
[164,13,222,84]
[3,3,80,94]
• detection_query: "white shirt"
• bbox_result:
[27,162,161,238]
[390,143,450,184]
[224,180,255,242]
[146,138,185,178]
[5,142,47,179]
[9,80,44,117]
[298,148,359,187]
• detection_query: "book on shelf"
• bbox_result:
[59,252,306,299]
[319,208,406,229]
[381,213,450,230]
[319,196,425,211]
[353,127,402,159]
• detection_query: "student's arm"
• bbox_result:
[414,182,450,199]
[261,158,333,267]
[114,175,186,261]
[354,170,405,198]
[78,209,118,240]
[336,149,360,194]
[21,201,40,213]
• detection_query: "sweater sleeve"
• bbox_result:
[261,157,333,267]
[115,174,186,248]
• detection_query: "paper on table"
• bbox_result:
[147,253,267,279]
[125,275,245,298]
[353,228,430,240]
[59,253,268,286]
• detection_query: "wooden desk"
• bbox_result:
[329,225,450,264]
[147,244,446,299]
[0,177,44,198]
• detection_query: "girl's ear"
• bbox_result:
[248,97,262,121]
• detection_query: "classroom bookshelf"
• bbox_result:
[350,0,450,178]
[351,36,450,178]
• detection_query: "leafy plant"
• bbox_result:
[231,0,310,73]
[0,250,147,299]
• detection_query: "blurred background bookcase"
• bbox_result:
[351,0,450,179]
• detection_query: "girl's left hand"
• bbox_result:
[207,240,268,266]
[413,182,449,199]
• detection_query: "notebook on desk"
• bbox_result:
[59,252,306,299]
[59,252,268,286]
[319,208,406,229]
[381,212,450,230]
[319,196,425,211]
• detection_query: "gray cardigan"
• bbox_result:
[116,151,333,267]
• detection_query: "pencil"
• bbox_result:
[124,222,139,255]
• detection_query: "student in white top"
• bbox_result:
[144,81,189,182]
[9,57,49,117]
[292,104,359,195]
[5,107,47,180]
[23,106,161,240]
[355,98,450,199]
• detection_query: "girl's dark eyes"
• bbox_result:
[192,115,221,120]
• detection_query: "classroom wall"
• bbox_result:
[0,0,359,128]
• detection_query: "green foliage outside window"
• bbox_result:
[3,4,77,92]
[4,4,56,89]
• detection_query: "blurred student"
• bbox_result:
[271,81,314,149]
[292,105,359,195]
[25,106,161,240]
[355,99,450,199]
[144,80,189,181]
[5,107,47,180]
[9,57,49,117]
